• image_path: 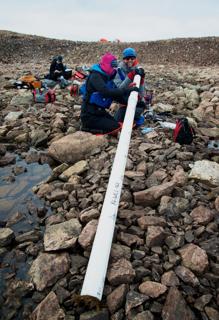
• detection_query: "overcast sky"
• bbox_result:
[1,0,219,42]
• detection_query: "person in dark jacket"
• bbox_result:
[49,55,66,81]
[80,52,139,135]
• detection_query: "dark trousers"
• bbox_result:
[81,104,120,134]
[114,103,144,122]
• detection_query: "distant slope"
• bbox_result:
[0,30,219,66]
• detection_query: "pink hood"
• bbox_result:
[100,52,117,76]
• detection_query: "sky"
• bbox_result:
[1,0,219,42]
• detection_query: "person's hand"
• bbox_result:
[127,70,135,81]
[135,67,145,77]
[124,86,139,94]
[137,100,146,109]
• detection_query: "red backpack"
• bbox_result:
[173,118,195,145]
[33,88,56,103]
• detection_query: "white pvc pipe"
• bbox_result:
[81,75,141,300]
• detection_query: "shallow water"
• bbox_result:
[0,156,52,316]
[0,156,52,225]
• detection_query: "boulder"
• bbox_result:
[48,131,107,164]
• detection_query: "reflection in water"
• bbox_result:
[0,158,52,222]
[0,157,52,317]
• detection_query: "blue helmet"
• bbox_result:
[122,47,137,59]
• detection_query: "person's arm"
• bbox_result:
[91,72,137,99]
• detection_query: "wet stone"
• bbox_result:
[0,227,15,246]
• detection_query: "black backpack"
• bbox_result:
[173,118,195,145]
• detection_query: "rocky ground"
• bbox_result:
[0,32,219,320]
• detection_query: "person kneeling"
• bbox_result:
[80,52,138,135]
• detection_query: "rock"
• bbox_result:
[106,284,129,314]
[80,309,109,320]
[175,265,200,286]
[4,111,23,121]
[139,281,167,298]
[78,219,98,249]
[60,160,88,179]
[107,258,135,285]
[31,291,65,320]
[125,291,149,315]
[162,287,195,320]
[137,216,166,229]
[28,252,70,291]
[46,189,69,201]
[190,205,214,225]
[0,153,16,166]
[15,230,41,243]
[215,196,219,211]
[0,227,14,246]
[199,236,219,259]
[146,226,165,247]
[189,160,219,186]
[48,131,107,164]
[194,294,213,311]
[132,311,154,320]
[161,271,180,286]
[10,91,33,105]
[44,219,82,251]
[0,143,6,156]
[30,129,48,147]
[204,307,219,320]
[172,165,188,186]
[79,208,100,223]
[110,244,131,262]
[118,232,144,246]
[134,181,175,206]
[178,243,209,273]
[153,102,175,113]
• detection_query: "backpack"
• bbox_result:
[33,88,56,103]
[19,75,42,89]
[173,118,195,145]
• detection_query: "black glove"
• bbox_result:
[135,68,145,77]
[124,86,139,94]
[137,100,146,109]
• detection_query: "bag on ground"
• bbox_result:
[33,88,56,103]
[19,75,42,89]
[173,118,195,145]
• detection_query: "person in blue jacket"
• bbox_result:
[80,52,139,135]
[113,47,146,125]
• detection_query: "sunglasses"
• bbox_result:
[124,57,136,61]
[111,60,118,68]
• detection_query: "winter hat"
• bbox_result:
[57,55,63,62]
[100,52,118,75]
[122,48,137,59]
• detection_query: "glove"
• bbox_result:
[137,100,146,110]
[135,67,145,77]
[124,86,139,95]
[127,70,136,81]
[128,82,136,87]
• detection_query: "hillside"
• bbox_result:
[0,30,219,66]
